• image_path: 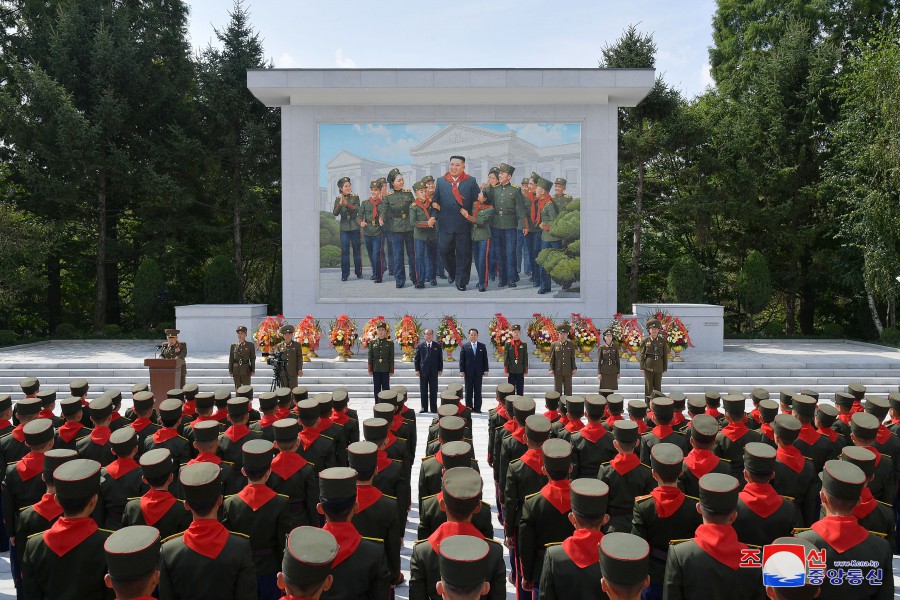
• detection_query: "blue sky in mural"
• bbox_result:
[319,123,582,186]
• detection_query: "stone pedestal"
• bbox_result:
[175,304,268,353]
[632,303,724,352]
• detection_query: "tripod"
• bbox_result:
[270,362,289,392]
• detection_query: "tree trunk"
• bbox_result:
[233,172,244,304]
[92,173,108,334]
[106,209,120,325]
[629,118,645,305]
[785,294,796,335]
[47,253,61,332]
[868,290,884,336]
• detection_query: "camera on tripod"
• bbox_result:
[264,350,289,391]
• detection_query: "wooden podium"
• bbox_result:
[143,358,183,408]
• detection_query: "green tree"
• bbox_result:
[666,256,705,303]
[737,250,773,317]
[204,255,239,303]
[132,258,164,327]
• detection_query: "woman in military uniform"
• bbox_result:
[384,168,417,288]
[466,189,494,292]
[160,328,187,387]
[597,329,621,390]
[333,177,362,281]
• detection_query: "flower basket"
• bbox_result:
[328,315,358,362]
[571,313,600,362]
[394,314,422,362]
[642,310,694,362]
[437,315,463,361]
[295,315,322,361]
[254,315,286,356]
[488,313,512,360]
[533,315,559,362]
[613,313,644,362]
[360,316,387,350]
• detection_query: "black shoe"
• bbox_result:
[490,276,496,281]
[473,410,483,414]
[456,284,466,291]
[498,282,507,288]
[341,277,348,282]
[509,282,517,288]
[448,277,455,285]
[532,281,540,288]
[369,274,376,280]
[439,274,447,279]
[396,283,405,289]
[415,283,425,289]
[375,278,382,283]
[478,286,486,292]
[538,288,549,294]
[430,280,437,286]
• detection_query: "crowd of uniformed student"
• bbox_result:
[1,369,897,600]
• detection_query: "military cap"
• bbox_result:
[539,438,571,473]
[646,318,662,330]
[215,387,233,402]
[375,177,387,187]
[509,323,522,332]
[194,392,215,410]
[751,388,770,402]
[140,448,174,480]
[690,414,719,443]
[291,386,309,401]
[821,460,865,501]
[180,462,223,504]
[773,414,801,443]
[105,389,124,407]
[525,414,551,443]
[88,392,112,421]
[257,392,277,412]
[599,533,650,588]
[36,389,56,407]
[192,419,221,443]
[19,378,39,395]
[668,391,686,403]
[373,403,395,422]
[348,441,378,473]
[438,535,491,589]
[370,179,381,189]
[24,418,54,446]
[743,442,776,475]
[544,390,561,408]
[60,396,84,417]
[235,325,248,333]
[235,385,253,399]
[850,412,879,440]
[336,176,351,189]
[758,399,779,423]
[650,396,674,420]
[778,390,795,406]
[440,391,458,406]
[487,166,500,177]
[243,438,275,471]
[15,397,41,417]
[704,390,721,405]
[375,321,388,330]
[650,390,666,399]
[386,168,401,184]
[110,427,138,455]
[790,394,817,417]
[276,387,294,405]
[566,396,585,418]
[585,394,607,418]
[43,449,78,478]
[698,473,740,512]
[888,392,900,412]
[833,391,855,408]
[296,399,319,423]
[105,525,161,580]
[167,388,185,401]
[512,397,536,419]
[279,325,295,335]
[840,446,876,478]
[815,403,837,427]
[498,163,515,175]
[496,383,515,399]
[627,400,647,418]
[377,389,398,405]
[521,177,531,185]
[70,379,89,397]
[800,390,819,400]
[847,383,866,400]
[273,418,300,442]
[613,419,639,443]
[132,391,155,411]
[554,177,567,187]
[556,323,571,334]
[442,466,482,501]
[506,401,517,420]
[686,396,707,415]
[437,404,459,419]
[131,383,149,394]
[0,394,12,412]
[331,388,348,403]
[363,418,389,443]
[606,394,624,414]
[530,171,540,182]
[447,381,463,394]
[441,441,474,470]
[316,394,334,416]
[722,394,746,415]
[536,177,552,192]
[438,416,467,442]
[319,467,357,500]
[412,181,426,192]
[226,397,249,418]
[650,443,684,481]
[571,478,609,517]
[283,527,338,588]
[164,329,180,337]
[55,459,101,500]
[864,396,890,421]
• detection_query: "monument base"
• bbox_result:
[175,304,268,353]
[632,303,724,352]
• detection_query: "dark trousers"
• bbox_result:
[508,373,524,396]
[257,573,280,600]
[526,232,541,283]
[439,229,472,286]
[464,374,483,412]
[554,373,573,396]
[414,238,437,284]
[489,226,500,278]
[473,239,490,290]
[419,373,439,412]
[495,228,518,285]
[389,231,416,287]
[363,234,385,280]
[643,369,663,400]
[540,239,561,292]
[518,229,529,275]
[340,230,362,280]
[373,371,390,400]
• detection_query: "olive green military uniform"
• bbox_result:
[122,493,191,539]
[639,429,688,465]
[596,460,656,533]
[333,193,361,231]
[228,340,256,388]
[539,197,560,242]
[504,339,528,375]
[639,334,667,400]
[359,197,385,236]
[3,456,49,541]
[598,344,621,390]
[518,486,577,585]
[368,337,394,372]
[277,339,303,389]
[409,534,505,600]
[553,192,573,213]
[372,458,409,524]
[416,492,494,540]
[570,425,617,479]
[321,529,392,600]
[794,525,893,600]
[351,486,403,584]
[548,338,577,396]
[267,458,319,528]
[222,488,292,578]
[159,528,256,599]
[497,429,529,495]
[503,452,548,541]
[663,536,764,600]
[410,197,437,241]
[772,454,820,526]
[160,341,187,387]
[631,490,702,588]
[417,454,480,502]
[99,461,147,529]
[384,191,415,231]
[484,181,525,230]
[297,431,338,474]
[471,201,494,242]
[733,491,801,547]
[142,429,191,466]
[22,524,113,600]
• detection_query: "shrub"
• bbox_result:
[55,323,78,338]
[818,322,845,338]
[0,330,16,346]
[550,257,579,286]
[565,240,580,257]
[204,256,238,303]
[133,258,164,326]
[666,256,705,303]
[880,327,900,344]
[320,212,340,247]
[320,245,341,268]
[102,324,123,338]
[737,251,772,315]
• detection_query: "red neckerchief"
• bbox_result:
[224,424,251,443]
[140,489,178,526]
[561,529,604,569]
[503,420,517,434]
[298,427,321,451]
[11,424,25,443]
[331,410,350,425]
[315,417,334,434]
[559,415,570,426]
[859,445,882,467]
[43,516,98,557]
[188,452,222,466]
[110,412,123,423]
[57,421,84,443]
[652,424,674,439]
[692,524,744,570]
[355,484,384,512]
[17,451,44,481]
[818,426,839,443]
[798,424,822,446]
[876,425,893,445]
[323,522,363,566]
[891,417,900,426]
[0,419,12,431]
[497,405,510,421]
[610,453,641,475]
[705,408,723,419]
[739,482,783,518]
[275,407,292,420]
[605,414,623,428]
[529,195,543,226]
[511,340,522,360]
[433,450,444,466]
[89,425,112,446]
[257,414,278,428]
[511,426,527,445]
[544,409,559,422]
[540,479,572,514]
[721,421,750,442]
[183,519,230,559]
[106,457,140,479]
[385,432,399,448]
[192,413,218,424]
[211,409,229,422]
[749,409,761,424]
[580,422,608,443]
[565,417,585,433]
[776,446,805,473]
[32,493,63,522]
[633,419,649,434]
[684,449,720,478]
[519,448,543,474]
[181,401,196,417]
[237,483,277,511]
[271,451,308,480]
[443,172,471,207]
[651,486,685,518]
[131,417,153,433]
[39,408,56,420]
[376,449,393,472]
[414,197,432,220]
[369,195,382,219]
[853,487,877,520]
[672,412,686,426]
[852,400,863,413]
[760,423,775,440]
[810,515,870,553]
[837,412,853,425]
[390,414,404,432]
[427,521,483,552]
[455,402,467,415]
[153,428,179,444]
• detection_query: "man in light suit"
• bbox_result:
[459,328,489,413]
[414,329,443,414]
[432,155,480,291]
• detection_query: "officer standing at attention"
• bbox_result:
[597,329,621,391]
[333,176,363,281]
[358,179,386,283]
[482,163,525,289]
[384,168,417,289]
[368,322,394,399]
[639,319,667,401]
[228,325,256,389]
[548,324,577,396]
[160,329,187,388]
[277,325,303,389]
[503,324,528,396]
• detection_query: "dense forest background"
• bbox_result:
[0,1,898,344]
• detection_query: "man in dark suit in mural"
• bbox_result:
[432,155,480,291]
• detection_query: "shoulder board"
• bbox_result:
[781,495,795,501]
[565,194,572,198]
[230,531,250,539]
[669,538,691,546]
[544,541,562,548]
[485,537,502,545]
[524,491,541,500]
[421,455,436,462]
[7,461,16,466]
[640,462,652,469]
[635,494,653,503]
[98,528,115,535]
[747,544,762,549]
[224,494,236,499]
[276,493,290,499]
[600,461,611,466]
[27,531,43,540]
[804,456,813,461]
[421,493,437,501]
[383,493,397,500]
[720,458,731,463]
[178,435,188,441]
[18,505,30,512]
[869,530,888,538]
[307,460,316,467]
[684,494,700,502]
[877,500,892,507]
[413,538,428,545]
[222,460,235,466]
[792,528,810,534]
[395,436,407,442]
[362,536,384,544]
[510,184,519,188]
[126,496,142,502]
[510,458,521,465]
[321,435,334,441]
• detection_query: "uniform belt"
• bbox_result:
[233,359,248,366]
[497,210,514,215]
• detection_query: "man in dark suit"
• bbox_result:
[414,328,444,414]
[458,328,489,413]
[432,155,480,291]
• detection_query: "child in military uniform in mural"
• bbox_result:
[332,176,362,282]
